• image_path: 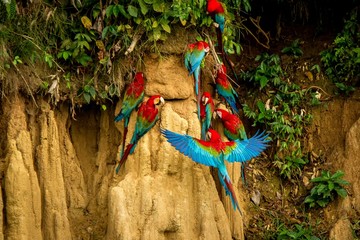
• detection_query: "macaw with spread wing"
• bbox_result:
[185,41,210,119]
[115,95,165,173]
[114,72,145,157]
[200,92,215,140]
[161,127,269,214]
[216,64,240,114]
[216,108,250,184]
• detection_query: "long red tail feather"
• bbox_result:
[120,125,128,158]
[197,71,202,120]
[115,143,134,174]
[224,177,243,215]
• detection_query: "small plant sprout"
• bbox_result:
[304,170,349,208]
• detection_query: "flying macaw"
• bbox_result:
[114,72,145,157]
[184,41,210,119]
[200,92,215,140]
[115,95,165,173]
[215,108,249,184]
[216,64,240,114]
[161,127,269,214]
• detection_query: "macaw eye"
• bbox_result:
[154,96,165,105]
[154,98,160,105]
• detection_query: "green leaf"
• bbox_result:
[92,4,101,18]
[328,181,334,191]
[257,100,265,113]
[331,170,344,179]
[152,20,158,28]
[153,0,165,12]
[112,5,120,17]
[102,26,109,39]
[335,188,348,198]
[161,23,171,33]
[88,86,96,98]
[117,5,130,18]
[128,5,138,17]
[152,28,161,41]
[316,199,329,207]
[259,75,268,89]
[138,0,149,15]
[83,92,91,104]
[144,0,153,3]
[76,54,92,66]
[62,51,70,60]
[334,179,350,185]
[105,5,114,18]
[304,196,314,203]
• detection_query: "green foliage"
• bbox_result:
[320,9,360,95]
[12,56,23,65]
[81,83,97,104]
[0,0,255,105]
[276,223,320,240]
[58,32,95,67]
[282,39,303,58]
[304,170,349,208]
[242,53,318,179]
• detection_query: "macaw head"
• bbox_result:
[201,92,212,106]
[148,95,165,107]
[216,64,227,80]
[206,128,221,142]
[215,108,230,120]
[195,41,210,53]
[206,0,224,14]
[201,41,210,53]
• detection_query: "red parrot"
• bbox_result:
[215,108,247,141]
[207,0,225,55]
[200,92,215,140]
[115,95,165,173]
[114,72,145,158]
[184,41,210,119]
[216,108,259,185]
[161,127,269,214]
[216,64,240,114]
[207,0,239,83]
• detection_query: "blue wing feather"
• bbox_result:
[225,130,269,163]
[161,128,220,167]
[189,51,206,75]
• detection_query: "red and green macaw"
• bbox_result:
[216,64,239,114]
[207,0,225,33]
[184,41,210,119]
[215,108,247,141]
[161,127,269,214]
[114,72,145,158]
[115,95,165,173]
[215,108,249,184]
[207,0,225,55]
[200,92,215,140]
